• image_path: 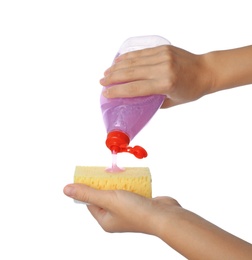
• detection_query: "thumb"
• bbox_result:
[161,98,177,108]
[63,183,107,206]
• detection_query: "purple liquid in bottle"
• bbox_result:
[101,94,165,141]
[101,35,170,160]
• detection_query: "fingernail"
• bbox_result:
[100,77,105,84]
[104,69,110,76]
[102,88,109,98]
[114,56,121,62]
[64,185,75,197]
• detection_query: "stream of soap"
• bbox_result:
[106,152,124,173]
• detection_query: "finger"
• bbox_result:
[115,45,167,62]
[63,183,111,207]
[101,64,154,87]
[160,98,176,108]
[87,204,108,223]
[105,50,164,76]
[87,204,119,233]
[104,45,170,77]
[102,79,162,98]
[104,57,150,76]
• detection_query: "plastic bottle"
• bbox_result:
[100,35,171,159]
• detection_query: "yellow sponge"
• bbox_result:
[74,166,152,198]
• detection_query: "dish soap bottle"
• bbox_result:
[100,35,171,159]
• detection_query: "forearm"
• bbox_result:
[157,207,252,260]
[204,45,252,94]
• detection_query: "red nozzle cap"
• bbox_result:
[105,131,148,159]
[106,131,130,153]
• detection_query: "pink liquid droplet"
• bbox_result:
[106,152,124,173]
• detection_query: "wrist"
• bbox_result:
[199,52,217,95]
[147,198,184,239]
[202,46,252,94]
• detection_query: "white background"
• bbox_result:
[0,1,252,259]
